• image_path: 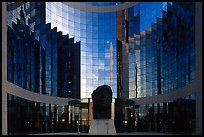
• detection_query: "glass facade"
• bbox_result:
[117,2,195,98]
[7,2,80,98]
[45,2,117,98]
[7,2,195,99]
[7,93,196,134]
[135,94,196,133]
[6,2,197,135]
[7,93,78,134]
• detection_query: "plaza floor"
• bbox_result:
[29,132,179,135]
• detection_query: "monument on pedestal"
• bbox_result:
[89,85,116,135]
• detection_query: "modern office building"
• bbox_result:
[2,2,202,135]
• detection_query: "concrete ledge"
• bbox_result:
[62,2,139,13]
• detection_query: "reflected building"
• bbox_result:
[7,5,80,98]
[2,2,202,135]
[45,2,118,99]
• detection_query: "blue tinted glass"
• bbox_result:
[80,2,124,6]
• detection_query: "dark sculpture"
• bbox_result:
[92,85,112,119]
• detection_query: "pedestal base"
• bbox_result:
[89,119,116,135]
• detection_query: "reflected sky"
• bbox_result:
[45,2,168,99]
[46,2,117,99]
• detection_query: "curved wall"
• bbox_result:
[46,2,192,99]
[127,2,196,98]
[46,2,121,99]
[6,2,195,101]
[63,2,139,13]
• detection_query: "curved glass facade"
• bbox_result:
[7,2,80,98]
[123,2,195,98]
[46,2,117,98]
[7,94,80,133]
[7,2,195,99]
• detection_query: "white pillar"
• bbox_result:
[2,2,8,135]
[195,2,202,135]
